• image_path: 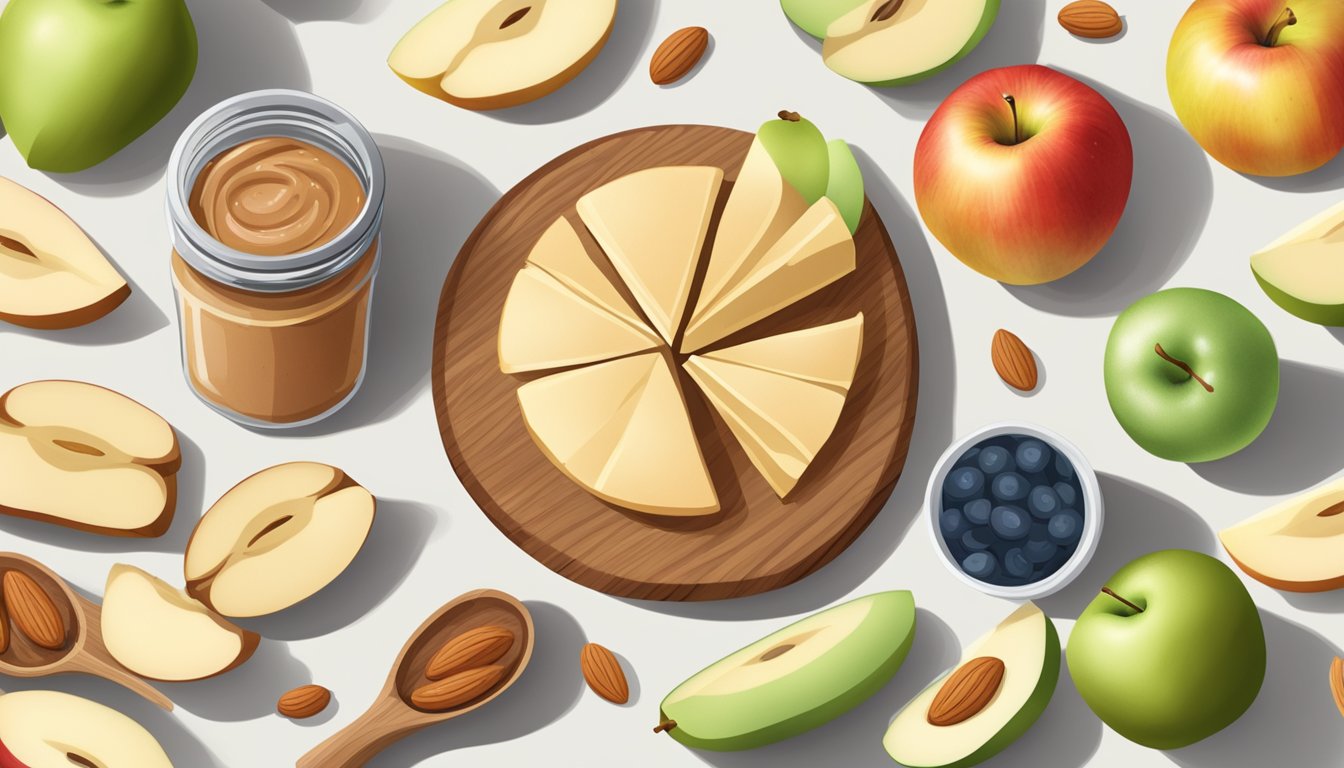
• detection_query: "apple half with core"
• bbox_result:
[1068,549,1265,749]
[1251,200,1344,325]
[1221,475,1344,591]
[1168,0,1344,177]
[1104,288,1278,463]
[914,65,1132,285]
[655,591,915,750]
[0,690,173,768]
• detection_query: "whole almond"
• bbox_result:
[650,27,710,85]
[426,625,514,681]
[411,665,506,712]
[1058,0,1123,39]
[991,329,1038,392]
[580,643,629,704]
[927,656,1005,726]
[2,571,65,650]
[277,685,331,719]
[1331,657,1344,718]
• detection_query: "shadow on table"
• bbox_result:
[1245,148,1344,194]
[262,0,394,23]
[163,639,310,722]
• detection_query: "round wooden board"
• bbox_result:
[432,124,919,601]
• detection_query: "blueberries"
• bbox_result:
[940,508,968,537]
[962,527,994,551]
[990,505,1030,540]
[1027,485,1060,520]
[977,446,1015,476]
[1023,538,1057,564]
[964,498,992,526]
[962,551,998,580]
[1054,451,1075,480]
[1053,481,1078,508]
[1003,547,1032,578]
[1047,509,1083,545]
[1015,439,1052,474]
[992,472,1029,502]
[945,467,985,500]
[954,447,982,468]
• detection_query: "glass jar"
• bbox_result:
[166,90,385,428]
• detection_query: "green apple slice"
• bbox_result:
[884,602,1060,768]
[657,591,915,751]
[825,139,864,234]
[822,0,1000,87]
[781,0,868,39]
[1250,200,1344,325]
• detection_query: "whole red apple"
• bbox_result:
[1168,0,1344,177]
[914,65,1133,286]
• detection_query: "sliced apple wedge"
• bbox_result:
[0,177,128,329]
[577,165,724,344]
[184,462,376,618]
[526,217,650,333]
[0,380,179,537]
[682,197,855,352]
[388,0,619,110]
[1251,201,1344,325]
[0,690,173,768]
[822,0,1000,86]
[1220,476,1344,592]
[102,564,258,682]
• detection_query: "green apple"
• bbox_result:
[884,602,1059,768]
[656,591,915,751]
[758,110,830,204]
[0,0,197,172]
[781,0,866,39]
[1251,200,1344,325]
[820,0,1000,86]
[824,139,864,234]
[1067,549,1265,749]
[1104,288,1278,463]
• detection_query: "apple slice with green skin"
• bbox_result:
[758,111,830,205]
[102,564,260,682]
[655,591,915,750]
[822,0,1001,86]
[825,140,864,234]
[884,602,1059,768]
[0,177,128,329]
[1068,549,1265,749]
[1220,475,1344,591]
[0,690,173,768]
[781,0,867,39]
[1251,200,1344,325]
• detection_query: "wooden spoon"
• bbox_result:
[0,552,171,710]
[298,589,534,768]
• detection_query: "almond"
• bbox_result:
[411,665,506,712]
[1331,657,1344,719]
[927,656,1005,726]
[991,329,1038,392]
[2,571,65,650]
[1058,0,1123,39]
[580,643,629,704]
[277,684,331,719]
[425,625,514,681]
[650,27,710,85]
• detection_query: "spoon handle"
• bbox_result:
[297,698,423,768]
[64,652,173,711]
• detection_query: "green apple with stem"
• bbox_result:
[0,0,197,172]
[1104,288,1278,463]
[1068,549,1266,749]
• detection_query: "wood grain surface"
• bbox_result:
[432,125,919,601]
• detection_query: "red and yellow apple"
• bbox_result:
[913,65,1133,285]
[1168,0,1344,177]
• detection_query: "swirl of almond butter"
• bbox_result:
[189,137,364,256]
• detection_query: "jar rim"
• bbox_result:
[166,89,385,293]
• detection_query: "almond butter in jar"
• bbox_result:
[166,90,385,428]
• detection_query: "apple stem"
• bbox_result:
[1002,94,1021,146]
[778,110,801,122]
[871,0,906,22]
[1154,343,1214,392]
[654,720,678,734]
[1101,587,1144,614]
[1263,7,1296,46]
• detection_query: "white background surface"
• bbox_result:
[2,0,1343,766]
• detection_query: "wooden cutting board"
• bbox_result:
[432,124,918,601]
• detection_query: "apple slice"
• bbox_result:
[0,177,128,329]
[0,380,179,537]
[822,0,1000,86]
[184,462,376,618]
[1251,201,1344,326]
[577,165,724,344]
[525,217,650,334]
[102,564,259,682]
[682,197,855,352]
[1220,476,1344,592]
[388,0,619,110]
[0,689,172,768]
